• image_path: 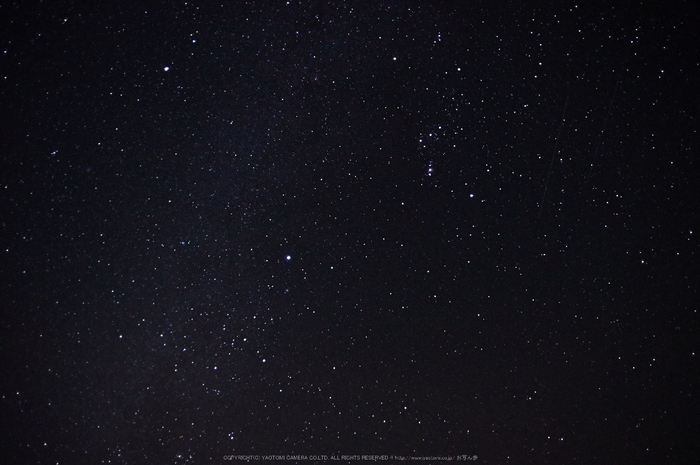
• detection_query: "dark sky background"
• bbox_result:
[1,1,698,463]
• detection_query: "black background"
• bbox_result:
[1,1,699,463]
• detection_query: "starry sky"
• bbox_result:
[1,1,699,463]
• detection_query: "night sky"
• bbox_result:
[1,1,699,463]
